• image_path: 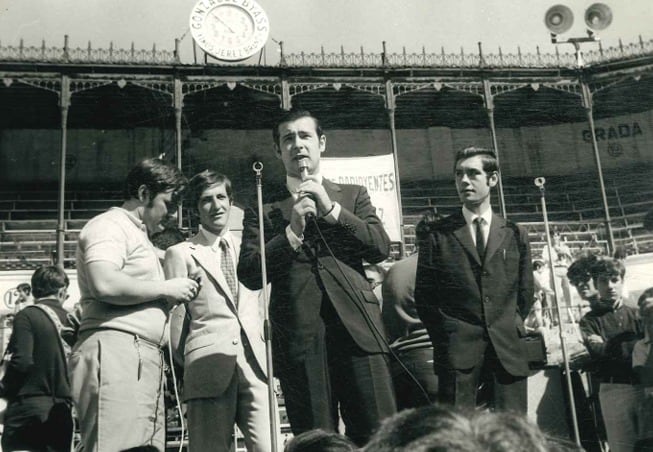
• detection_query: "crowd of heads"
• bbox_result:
[284,404,582,452]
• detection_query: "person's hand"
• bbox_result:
[162,277,200,306]
[298,175,332,215]
[290,195,317,236]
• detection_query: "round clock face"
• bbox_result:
[190,0,270,62]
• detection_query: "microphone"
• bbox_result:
[298,159,315,221]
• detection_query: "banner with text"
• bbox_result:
[321,154,401,242]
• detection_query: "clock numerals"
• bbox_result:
[190,0,269,61]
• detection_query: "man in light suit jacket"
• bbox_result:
[415,147,534,413]
[238,110,396,446]
[165,170,272,452]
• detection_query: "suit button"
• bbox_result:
[484,296,490,303]
[232,339,239,345]
[482,271,489,277]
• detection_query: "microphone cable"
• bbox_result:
[307,215,433,405]
[166,304,186,452]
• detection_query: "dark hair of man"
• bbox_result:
[473,411,550,452]
[284,429,357,452]
[31,265,69,299]
[638,287,653,308]
[415,207,442,243]
[150,227,187,251]
[17,282,31,295]
[123,158,187,202]
[272,109,324,146]
[567,253,598,286]
[186,170,233,209]
[362,404,478,452]
[453,146,498,174]
[590,257,626,283]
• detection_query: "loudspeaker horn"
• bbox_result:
[585,3,613,30]
[544,4,574,34]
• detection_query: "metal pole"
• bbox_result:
[537,178,581,447]
[384,80,405,255]
[483,80,507,219]
[56,75,71,269]
[173,78,184,229]
[580,80,615,254]
[253,162,279,452]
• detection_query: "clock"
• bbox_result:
[189,0,270,62]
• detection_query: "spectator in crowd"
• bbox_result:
[567,253,599,306]
[415,146,534,413]
[14,282,34,313]
[0,266,75,452]
[382,208,440,410]
[542,230,573,317]
[364,263,386,309]
[632,288,653,450]
[363,404,573,452]
[150,226,186,261]
[284,429,357,452]
[69,158,199,451]
[165,170,272,451]
[579,258,643,452]
[528,259,554,330]
[238,109,396,445]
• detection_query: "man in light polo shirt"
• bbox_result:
[70,158,200,452]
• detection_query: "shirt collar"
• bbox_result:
[286,172,323,194]
[199,226,231,252]
[111,206,147,232]
[462,205,493,228]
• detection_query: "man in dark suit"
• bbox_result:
[415,146,534,413]
[238,109,396,445]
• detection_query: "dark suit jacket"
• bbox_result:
[238,179,391,364]
[414,211,534,377]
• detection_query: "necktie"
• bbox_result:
[219,239,238,300]
[474,218,485,261]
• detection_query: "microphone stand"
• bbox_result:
[253,161,279,452]
[535,177,581,447]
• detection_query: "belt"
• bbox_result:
[602,376,637,385]
[81,328,163,349]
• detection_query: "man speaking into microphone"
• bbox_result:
[238,109,396,445]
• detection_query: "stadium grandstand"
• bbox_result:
[1,34,653,450]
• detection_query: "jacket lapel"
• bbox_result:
[189,234,237,309]
[452,213,482,266]
[484,213,508,264]
[322,178,343,207]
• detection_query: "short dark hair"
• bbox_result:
[567,253,598,286]
[284,429,357,452]
[590,257,626,283]
[415,207,442,243]
[31,266,69,299]
[273,109,324,146]
[150,227,186,251]
[186,170,233,210]
[123,158,187,202]
[638,287,653,308]
[453,146,498,174]
[363,404,477,452]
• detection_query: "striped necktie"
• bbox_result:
[219,239,238,300]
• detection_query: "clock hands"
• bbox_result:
[211,12,236,34]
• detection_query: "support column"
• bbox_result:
[280,78,291,110]
[55,75,71,269]
[173,78,184,229]
[483,80,507,219]
[385,80,405,254]
[580,80,614,254]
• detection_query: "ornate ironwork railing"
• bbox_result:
[0,36,651,68]
[282,37,653,68]
[0,40,178,65]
